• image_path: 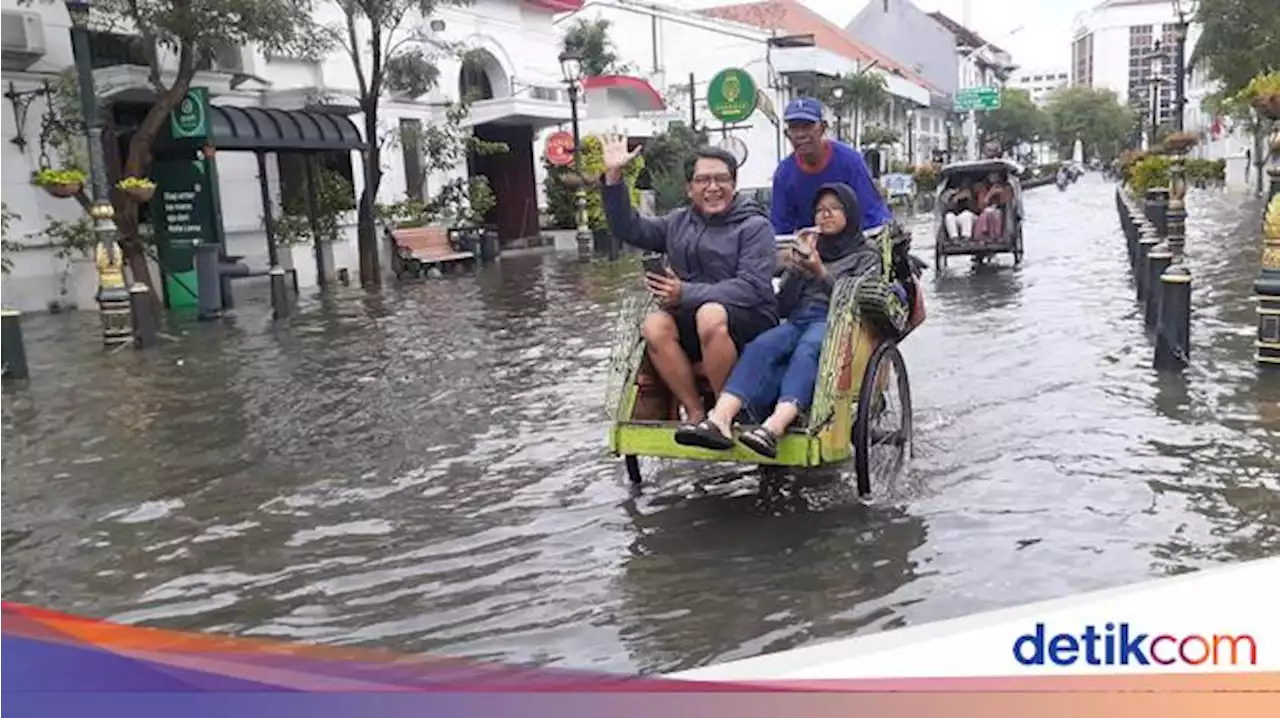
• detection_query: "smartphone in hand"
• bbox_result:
[641,253,667,276]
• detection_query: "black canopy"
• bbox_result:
[155,105,367,153]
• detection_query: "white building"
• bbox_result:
[1070,0,1181,136]
[1180,22,1260,191]
[537,0,937,197]
[1,0,579,314]
[1011,67,1070,107]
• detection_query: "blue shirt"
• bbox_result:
[770,141,893,235]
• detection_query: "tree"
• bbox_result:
[1044,86,1136,162]
[819,71,887,145]
[22,0,323,304]
[1191,0,1280,99]
[978,88,1048,152]
[562,17,629,77]
[327,0,469,288]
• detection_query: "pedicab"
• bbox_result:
[933,158,1026,269]
[604,233,926,498]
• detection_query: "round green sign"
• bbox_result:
[706,68,758,123]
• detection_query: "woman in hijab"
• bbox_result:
[675,182,894,458]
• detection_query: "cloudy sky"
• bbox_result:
[752,0,1105,72]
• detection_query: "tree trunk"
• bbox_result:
[114,79,193,311]
[357,106,383,288]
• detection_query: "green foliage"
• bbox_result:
[1191,0,1280,99]
[1185,158,1226,182]
[635,122,707,190]
[542,135,644,230]
[979,88,1049,151]
[1127,155,1173,196]
[116,177,156,190]
[860,125,901,147]
[911,164,940,193]
[271,167,357,246]
[1,203,18,276]
[31,167,86,187]
[819,71,889,120]
[1044,85,1135,162]
[562,17,630,76]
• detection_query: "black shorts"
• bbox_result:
[672,304,777,363]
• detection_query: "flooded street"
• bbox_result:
[3,175,1278,674]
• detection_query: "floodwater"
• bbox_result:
[3,175,1278,673]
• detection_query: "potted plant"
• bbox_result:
[1161,131,1199,154]
[116,176,156,202]
[32,168,86,199]
[1244,72,1280,121]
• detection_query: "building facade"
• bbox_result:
[1,0,580,313]
[1011,67,1070,107]
[1070,0,1180,137]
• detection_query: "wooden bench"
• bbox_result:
[387,225,476,279]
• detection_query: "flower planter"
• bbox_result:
[44,182,82,199]
[123,185,155,203]
[1161,133,1199,154]
[1253,92,1280,121]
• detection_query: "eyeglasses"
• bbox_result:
[816,204,844,216]
[691,173,734,187]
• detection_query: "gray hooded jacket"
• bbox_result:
[602,182,777,317]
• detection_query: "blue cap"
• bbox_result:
[784,97,824,123]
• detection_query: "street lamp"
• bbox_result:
[66,0,131,347]
[905,107,915,165]
[558,48,593,262]
[830,85,845,142]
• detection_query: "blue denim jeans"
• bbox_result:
[723,303,828,423]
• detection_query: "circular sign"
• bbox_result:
[545,131,575,167]
[718,135,749,167]
[706,68,758,124]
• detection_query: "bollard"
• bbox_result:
[1145,245,1172,330]
[1144,188,1169,238]
[1155,265,1192,370]
[1136,230,1160,302]
[193,241,224,321]
[128,283,159,349]
[269,266,291,319]
[1128,210,1145,267]
[337,267,350,286]
[2,309,29,380]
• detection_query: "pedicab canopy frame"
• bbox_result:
[933,157,1027,267]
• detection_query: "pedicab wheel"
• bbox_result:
[624,455,643,485]
[851,341,913,499]
[1013,227,1025,266]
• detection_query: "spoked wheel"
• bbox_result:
[851,341,913,498]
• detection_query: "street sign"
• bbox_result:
[170,87,210,140]
[150,158,216,308]
[545,131,575,167]
[954,85,1001,112]
[706,68,758,123]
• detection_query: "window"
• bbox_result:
[276,151,356,216]
[399,118,425,201]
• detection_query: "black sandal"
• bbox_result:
[738,426,779,458]
[674,419,735,451]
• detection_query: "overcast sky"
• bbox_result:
[797,0,1103,72]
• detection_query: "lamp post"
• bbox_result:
[831,86,845,143]
[559,49,593,262]
[66,0,131,347]
[905,108,915,165]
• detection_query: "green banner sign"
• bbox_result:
[150,158,216,308]
[707,68,758,123]
[954,85,1001,112]
[170,87,210,140]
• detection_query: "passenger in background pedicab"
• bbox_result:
[598,134,778,428]
[941,176,978,241]
[675,182,907,459]
[974,171,1009,242]
[769,97,894,237]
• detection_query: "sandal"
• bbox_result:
[674,419,735,451]
[738,426,779,459]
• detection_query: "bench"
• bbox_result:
[386,225,476,279]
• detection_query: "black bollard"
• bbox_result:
[129,283,159,349]
[1144,188,1169,238]
[1136,231,1160,302]
[1127,210,1145,267]
[1145,246,1172,330]
[193,241,224,321]
[1155,266,1192,370]
[2,309,29,380]
[269,266,291,319]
